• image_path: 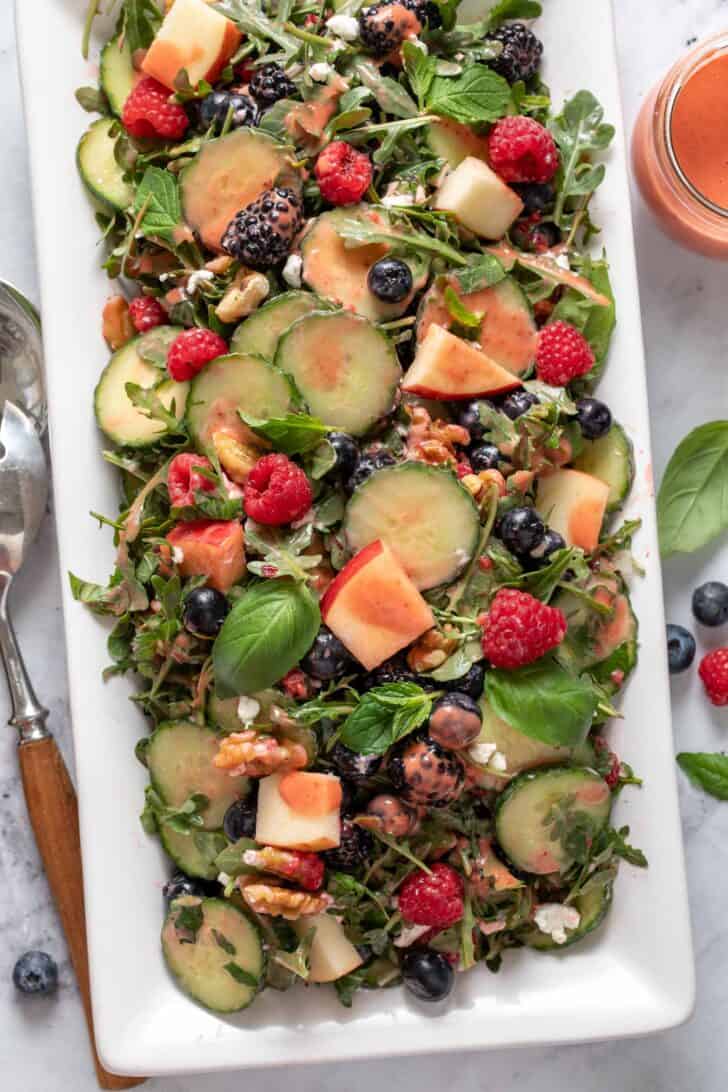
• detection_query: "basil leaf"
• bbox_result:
[213,578,320,697]
[240,411,332,455]
[134,167,183,242]
[486,661,596,747]
[486,0,542,28]
[427,66,512,125]
[224,962,259,988]
[677,752,728,800]
[657,422,728,557]
[354,60,419,119]
[454,255,507,295]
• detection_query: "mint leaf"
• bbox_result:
[340,683,433,755]
[134,167,183,242]
[224,962,259,988]
[486,661,597,748]
[427,66,512,125]
[240,411,333,456]
[486,0,542,28]
[142,787,210,834]
[402,42,437,109]
[657,422,728,557]
[677,752,728,800]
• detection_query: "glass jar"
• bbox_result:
[632,32,728,257]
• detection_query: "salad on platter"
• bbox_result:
[73,0,646,1013]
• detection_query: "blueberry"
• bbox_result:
[498,506,546,556]
[327,432,359,480]
[301,626,357,681]
[530,528,566,563]
[330,741,383,782]
[692,581,728,627]
[401,948,454,1002]
[455,401,493,444]
[322,818,374,872]
[345,449,396,493]
[468,443,501,471]
[12,951,58,995]
[222,790,258,842]
[511,219,562,253]
[576,397,612,440]
[666,624,696,674]
[428,692,482,750]
[199,90,258,131]
[183,586,230,638]
[511,182,555,215]
[501,390,538,420]
[162,873,211,905]
[367,258,413,303]
[443,661,485,700]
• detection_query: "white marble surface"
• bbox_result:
[2,1,728,1088]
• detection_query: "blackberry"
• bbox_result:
[576,397,612,440]
[249,63,296,108]
[488,22,543,85]
[511,219,561,254]
[359,2,418,58]
[323,818,374,872]
[361,654,437,692]
[301,626,357,681]
[501,389,538,420]
[403,0,443,30]
[198,90,258,131]
[222,187,302,270]
[511,182,555,215]
[330,741,383,782]
[368,257,413,303]
[345,448,396,493]
[388,735,465,807]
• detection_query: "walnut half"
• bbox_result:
[213,730,308,778]
[239,880,332,919]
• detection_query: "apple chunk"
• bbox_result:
[402,325,521,401]
[166,519,245,592]
[321,541,434,671]
[294,914,364,983]
[434,156,524,239]
[142,0,241,91]
[535,469,610,552]
[255,772,342,851]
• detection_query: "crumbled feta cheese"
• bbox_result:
[326,14,359,40]
[533,903,581,945]
[382,192,415,208]
[237,695,261,726]
[454,547,471,566]
[171,546,185,565]
[554,252,571,270]
[217,872,232,886]
[468,741,497,766]
[186,269,215,294]
[158,273,171,282]
[491,751,507,773]
[309,61,333,83]
[394,923,432,948]
[242,850,259,867]
[282,253,303,288]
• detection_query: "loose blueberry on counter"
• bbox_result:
[511,182,555,215]
[576,397,612,440]
[330,741,383,782]
[468,442,501,472]
[367,257,413,303]
[455,401,493,444]
[428,692,482,750]
[501,390,538,420]
[183,586,230,638]
[327,432,359,481]
[301,626,357,681]
[692,581,728,627]
[198,90,258,131]
[666,624,696,674]
[443,661,485,700]
[345,449,396,494]
[12,951,59,995]
[322,818,374,872]
[163,873,212,905]
[223,789,259,842]
[498,506,546,557]
[401,948,454,1002]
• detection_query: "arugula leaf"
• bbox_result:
[486,0,542,28]
[240,411,333,455]
[173,901,204,942]
[507,547,587,603]
[340,682,434,755]
[427,66,512,125]
[125,382,184,434]
[134,167,183,242]
[677,752,728,800]
[551,256,616,376]
[454,255,507,294]
[549,92,615,231]
[224,962,260,988]
[212,930,237,956]
[212,578,320,697]
[122,0,163,54]
[486,661,597,747]
[334,967,367,1007]
[354,60,419,119]
[402,41,437,109]
[657,422,728,557]
[142,786,210,834]
[337,215,465,266]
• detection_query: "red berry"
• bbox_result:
[244,453,313,526]
[315,141,373,206]
[281,668,311,700]
[455,461,471,479]
[167,328,228,381]
[167,453,217,508]
[699,648,728,706]
[535,320,595,386]
[122,77,189,141]
[481,588,567,669]
[288,850,325,892]
[398,863,464,928]
[488,116,558,184]
[128,296,167,333]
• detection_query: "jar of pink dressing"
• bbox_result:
[633,32,728,257]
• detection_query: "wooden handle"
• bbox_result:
[19,736,146,1090]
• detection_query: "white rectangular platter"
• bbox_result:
[16,0,695,1076]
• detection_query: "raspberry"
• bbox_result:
[398,863,464,928]
[167,453,217,508]
[698,648,728,705]
[244,454,313,525]
[487,116,558,184]
[288,851,325,892]
[315,142,373,206]
[535,321,595,386]
[281,668,311,700]
[166,328,228,381]
[122,77,189,141]
[481,588,567,669]
[128,296,167,333]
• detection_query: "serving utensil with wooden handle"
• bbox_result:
[0,397,144,1090]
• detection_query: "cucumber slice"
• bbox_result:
[572,423,634,512]
[521,880,613,951]
[494,766,611,875]
[162,897,265,1012]
[158,824,226,880]
[230,291,329,361]
[147,720,249,829]
[275,311,401,436]
[473,698,570,777]
[94,333,189,447]
[186,353,292,453]
[76,117,134,212]
[181,128,301,252]
[344,462,480,590]
[100,37,134,117]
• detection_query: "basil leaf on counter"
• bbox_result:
[213,578,320,697]
[427,66,512,125]
[677,752,728,800]
[486,660,596,747]
[657,422,728,557]
[340,682,434,755]
[240,411,332,455]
